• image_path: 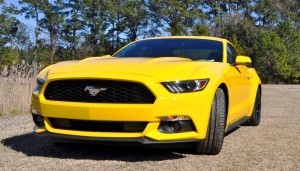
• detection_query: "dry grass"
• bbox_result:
[0,77,35,116]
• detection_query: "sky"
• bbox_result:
[2,0,167,40]
[5,0,35,27]
[4,0,41,28]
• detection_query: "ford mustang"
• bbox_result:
[31,36,261,155]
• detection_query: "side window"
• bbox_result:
[227,44,238,64]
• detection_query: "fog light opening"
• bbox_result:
[32,114,45,127]
[158,115,196,133]
[171,121,182,131]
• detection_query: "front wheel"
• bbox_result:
[195,88,226,155]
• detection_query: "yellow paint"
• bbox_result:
[236,55,252,64]
[32,36,261,142]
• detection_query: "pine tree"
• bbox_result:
[277,21,300,83]
[82,0,109,55]
[0,3,21,65]
[253,31,290,83]
[61,0,85,60]
[253,0,278,26]
[122,0,148,41]
[39,0,64,64]
[19,0,47,63]
[148,0,203,36]
[191,24,210,36]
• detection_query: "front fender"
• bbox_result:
[186,63,227,138]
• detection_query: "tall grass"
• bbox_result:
[0,77,35,116]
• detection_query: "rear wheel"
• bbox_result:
[195,88,226,155]
[246,88,261,126]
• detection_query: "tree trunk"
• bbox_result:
[49,26,57,64]
[33,8,39,76]
[34,9,39,62]
[72,29,75,60]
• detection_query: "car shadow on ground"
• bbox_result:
[1,127,241,161]
[1,133,187,161]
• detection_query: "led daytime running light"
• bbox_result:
[162,79,209,93]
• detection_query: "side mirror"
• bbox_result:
[235,55,251,65]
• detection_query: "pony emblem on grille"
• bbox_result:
[84,86,107,96]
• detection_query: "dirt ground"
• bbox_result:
[0,85,299,171]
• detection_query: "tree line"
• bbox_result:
[0,0,299,83]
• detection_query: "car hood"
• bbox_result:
[47,57,213,81]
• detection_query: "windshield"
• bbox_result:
[113,39,223,62]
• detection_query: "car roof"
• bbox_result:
[142,36,228,42]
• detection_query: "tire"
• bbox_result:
[195,88,226,155]
[246,88,261,126]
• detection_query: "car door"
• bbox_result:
[224,43,251,123]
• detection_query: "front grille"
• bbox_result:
[49,118,147,132]
[44,79,156,104]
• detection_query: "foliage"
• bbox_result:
[0,47,20,65]
[276,21,300,83]
[148,0,204,35]
[191,24,210,36]
[0,5,20,47]
[253,31,289,83]
[0,0,299,83]
[229,34,244,55]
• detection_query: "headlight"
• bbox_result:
[162,79,209,93]
[33,78,45,95]
[36,78,45,87]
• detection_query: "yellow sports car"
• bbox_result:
[31,36,261,155]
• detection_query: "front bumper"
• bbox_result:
[34,126,199,144]
[32,72,215,142]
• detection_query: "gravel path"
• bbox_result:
[0,85,299,171]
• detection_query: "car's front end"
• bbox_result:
[31,58,220,144]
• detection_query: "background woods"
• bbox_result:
[0,0,299,83]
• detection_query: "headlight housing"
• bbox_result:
[32,78,45,95]
[162,79,209,93]
[37,78,45,87]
